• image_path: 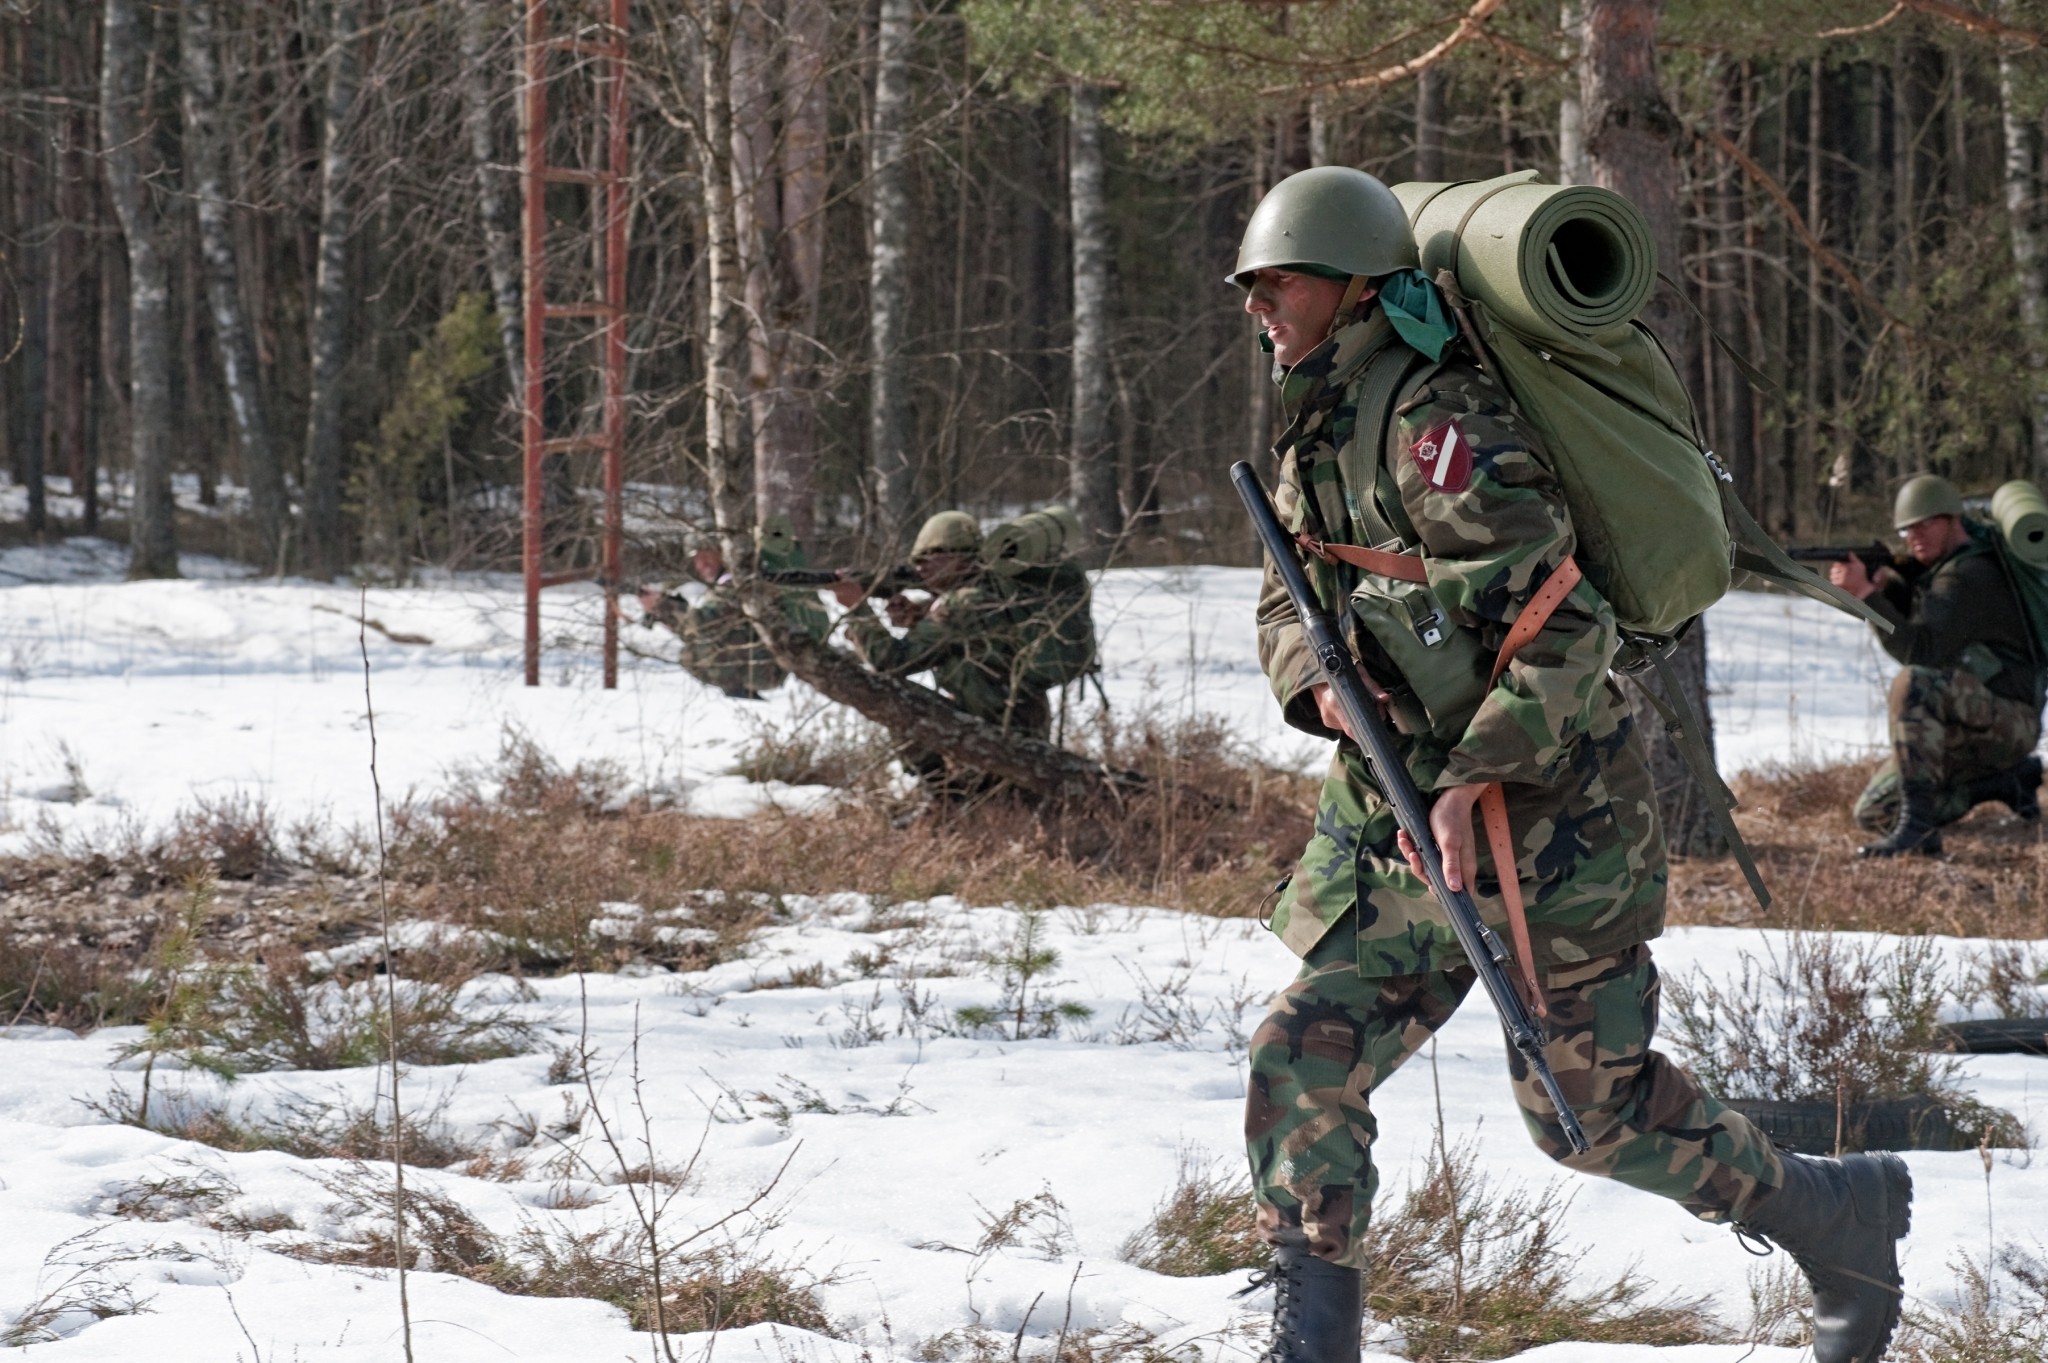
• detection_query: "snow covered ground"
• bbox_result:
[0,538,2037,1361]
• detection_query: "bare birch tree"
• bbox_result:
[2000,34,2048,479]
[869,0,916,538]
[100,0,177,578]
[462,0,525,392]
[181,0,287,566]
[1067,81,1118,553]
[304,0,361,579]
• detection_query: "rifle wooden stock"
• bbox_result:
[1230,460,1591,1156]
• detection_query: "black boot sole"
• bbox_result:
[1831,1152,1913,1363]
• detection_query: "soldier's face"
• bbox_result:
[1241,268,1349,366]
[691,548,724,582]
[916,551,975,590]
[1901,514,1967,565]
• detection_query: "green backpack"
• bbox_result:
[1370,172,1892,909]
[982,507,1099,688]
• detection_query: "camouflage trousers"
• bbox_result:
[1244,922,1783,1268]
[1852,665,2041,830]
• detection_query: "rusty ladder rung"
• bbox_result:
[540,165,614,186]
[540,36,623,58]
[542,301,619,321]
[539,568,596,589]
[540,433,609,455]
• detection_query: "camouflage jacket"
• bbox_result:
[1257,310,1666,975]
[844,578,1047,730]
[651,582,830,698]
[1869,537,2038,704]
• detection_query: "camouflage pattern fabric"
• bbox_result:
[1852,664,2042,829]
[1257,311,1666,974]
[843,577,1052,735]
[651,584,830,700]
[1245,925,1784,1268]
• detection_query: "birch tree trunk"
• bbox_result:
[1068,82,1118,554]
[700,0,752,568]
[303,0,361,579]
[461,0,524,393]
[181,0,287,566]
[1999,39,2048,479]
[100,0,177,578]
[868,0,915,538]
[1558,2,1590,184]
[1581,0,1722,858]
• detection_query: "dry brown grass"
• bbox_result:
[1669,758,2048,937]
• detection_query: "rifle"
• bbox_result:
[1783,542,1899,576]
[1230,460,1591,1156]
[763,565,923,595]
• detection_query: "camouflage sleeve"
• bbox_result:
[1388,379,1619,789]
[777,587,832,643]
[842,588,981,676]
[1255,452,1344,739]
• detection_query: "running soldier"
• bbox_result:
[1233,166,1911,1363]
[1829,474,2045,856]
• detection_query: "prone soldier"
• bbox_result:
[636,516,829,700]
[1233,166,1910,1363]
[1828,474,2045,856]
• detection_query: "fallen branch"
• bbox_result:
[1694,123,1913,337]
[314,602,432,645]
[1260,0,1510,96]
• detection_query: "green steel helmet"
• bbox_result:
[911,510,981,559]
[1893,474,1964,529]
[755,512,804,572]
[1227,166,1419,288]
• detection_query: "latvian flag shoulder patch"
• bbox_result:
[1410,418,1473,494]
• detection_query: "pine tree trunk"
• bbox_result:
[1999,39,2048,479]
[1415,63,1447,180]
[461,0,524,393]
[100,0,176,578]
[181,0,287,567]
[1581,0,1722,858]
[734,0,826,542]
[867,0,915,539]
[1068,82,1119,555]
[303,0,360,580]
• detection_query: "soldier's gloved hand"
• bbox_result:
[885,594,927,629]
[1395,783,1485,892]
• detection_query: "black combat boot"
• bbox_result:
[1736,1152,1913,1363]
[1258,1233,1362,1363]
[1857,782,1943,857]
[1962,755,2044,820]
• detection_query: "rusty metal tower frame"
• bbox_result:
[521,0,628,687]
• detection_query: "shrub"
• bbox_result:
[1360,1135,1718,1360]
[1119,1148,1263,1277]
[1665,931,2026,1150]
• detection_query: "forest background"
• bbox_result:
[9,0,2048,845]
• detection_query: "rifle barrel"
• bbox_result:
[1230,461,1590,1156]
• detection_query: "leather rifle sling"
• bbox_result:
[1294,534,1429,583]
[1475,556,1583,1020]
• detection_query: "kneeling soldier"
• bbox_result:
[1829,474,2044,856]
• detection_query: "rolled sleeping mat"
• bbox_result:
[1994,480,2048,565]
[982,505,1081,576]
[1391,171,1657,345]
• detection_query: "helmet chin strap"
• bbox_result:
[1312,273,1377,351]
